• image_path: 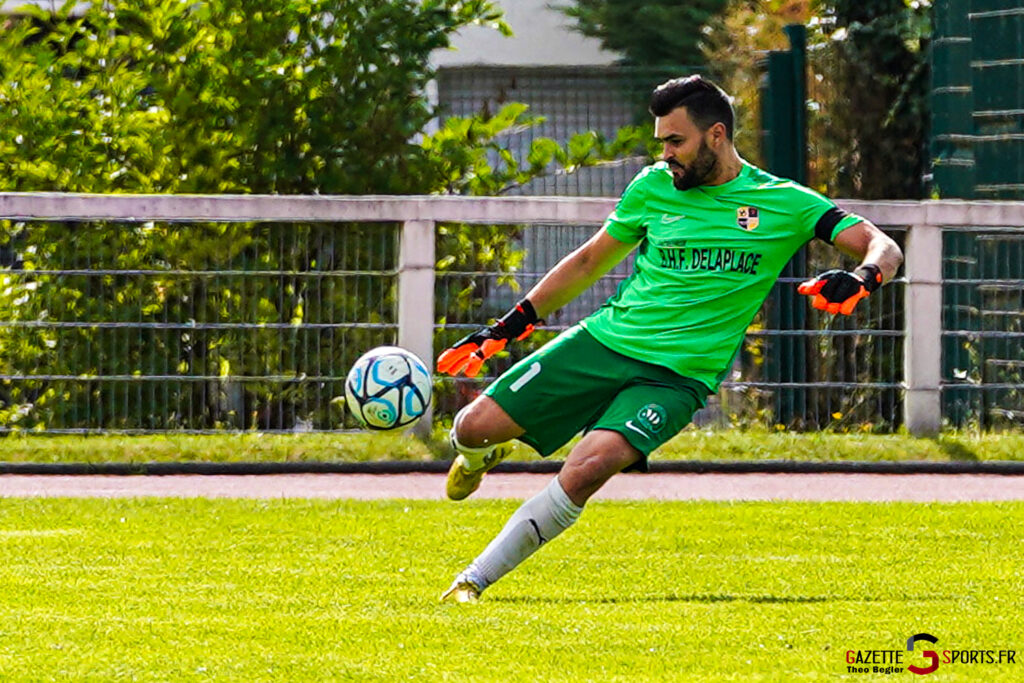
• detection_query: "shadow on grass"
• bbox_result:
[490,593,956,606]
[934,437,980,462]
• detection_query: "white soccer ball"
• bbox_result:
[344,346,432,431]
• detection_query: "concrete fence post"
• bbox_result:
[398,220,436,437]
[903,222,944,436]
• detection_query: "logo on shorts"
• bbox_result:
[737,207,759,230]
[636,404,667,433]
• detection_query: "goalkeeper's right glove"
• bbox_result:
[437,299,540,378]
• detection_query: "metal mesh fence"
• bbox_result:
[0,201,1019,435]
[943,227,1024,428]
[932,0,1024,200]
[0,220,399,433]
[436,65,699,197]
[742,231,906,431]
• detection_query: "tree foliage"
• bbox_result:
[0,0,645,431]
[704,0,930,199]
[823,0,930,199]
[556,0,729,66]
[701,0,813,165]
[2,0,520,195]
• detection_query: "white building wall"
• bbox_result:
[3,0,617,68]
[430,0,617,67]
[1,1,88,13]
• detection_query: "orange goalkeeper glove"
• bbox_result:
[797,264,883,315]
[437,299,541,378]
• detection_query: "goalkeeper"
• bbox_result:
[437,75,903,603]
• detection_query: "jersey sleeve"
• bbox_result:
[794,185,864,243]
[602,167,650,243]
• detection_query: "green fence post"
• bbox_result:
[761,25,808,427]
[930,0,976,198]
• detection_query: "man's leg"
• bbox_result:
[442,429,640,601]
[445,395,525,500]
[556,428,642,506]
[452,394,524,453]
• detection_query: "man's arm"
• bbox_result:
[832,220,903,284]
[524,227,639,318]
[798,220,903,315]
[437,227,638,376]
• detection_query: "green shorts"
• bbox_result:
[484,325,710,471]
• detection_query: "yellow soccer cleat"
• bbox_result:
[440,575,482,603]
[445,443,511,501]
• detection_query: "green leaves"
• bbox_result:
[2,0,644,198]
[0,0,516,196]
[421,103,647,196]
[557,0,729,66]
[820,0,930,199]
[0,0,517,430]
[0,0,650,430]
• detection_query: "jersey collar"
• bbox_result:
[698,161,752,198]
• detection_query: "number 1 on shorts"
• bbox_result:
[509,362,541,393]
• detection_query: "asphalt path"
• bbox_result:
[3,472,1024,502]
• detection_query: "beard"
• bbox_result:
[668,141,718,191]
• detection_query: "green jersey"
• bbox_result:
[581,160,862,392]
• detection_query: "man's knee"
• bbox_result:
[452,401,494,449]
[453,396,523,449]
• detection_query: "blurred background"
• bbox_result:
[0,0,1019,437]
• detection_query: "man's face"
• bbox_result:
[654,107,719,191]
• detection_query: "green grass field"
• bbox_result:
[1,498,1021,681]
[0,429,1022,464]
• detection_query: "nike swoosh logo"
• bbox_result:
[660,215,686,224]
[624,420,649,438]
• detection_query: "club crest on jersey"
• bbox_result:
[737,207,759,230]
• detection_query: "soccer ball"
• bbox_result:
[344,346,432,430]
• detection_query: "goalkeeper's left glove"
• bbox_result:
[797,264,883,315]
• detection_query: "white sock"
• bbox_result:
[449,424,495,471]
[464,477,583,591]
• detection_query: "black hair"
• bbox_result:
[649,75,735,140]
